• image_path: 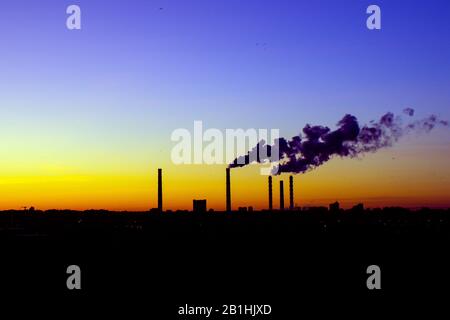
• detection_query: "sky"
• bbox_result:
[0,0,449,210]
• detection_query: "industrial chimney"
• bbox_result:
[158,168,163,212]
[226,168,231,212]
[268,176,273,211]
[280,180,284,210]
[289,175,294,210]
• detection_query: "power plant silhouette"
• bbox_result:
[154,168,296,212]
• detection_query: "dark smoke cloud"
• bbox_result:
[229,109,448,175]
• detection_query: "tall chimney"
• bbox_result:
[280,181,284,210]
[158,168,162,212]
[268,176,273,211]
[226,168,231,212]
[289,175,294,210]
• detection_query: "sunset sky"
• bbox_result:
[0,0,449,210]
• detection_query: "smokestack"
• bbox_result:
[268,176,273,211]
[280,181,284,210]
[226,168,231,212]
[289,175,294,210]
[158,168,162,212]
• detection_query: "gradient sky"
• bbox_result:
[0,0,449,210]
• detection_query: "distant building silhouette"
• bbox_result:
[329,201,340,213]
[193,200,207,213]
[352,203,364,212]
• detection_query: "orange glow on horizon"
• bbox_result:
[1,144,449,211]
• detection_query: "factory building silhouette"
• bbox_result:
[193,200,207,213]
[153,168,296,212]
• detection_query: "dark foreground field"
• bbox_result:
[1,207,449,316]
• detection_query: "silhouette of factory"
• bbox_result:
[1,166,448,241]
[153,168,298,213]
[1,167,448,261]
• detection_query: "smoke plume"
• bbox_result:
[229,108,448,175]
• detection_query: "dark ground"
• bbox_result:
[1,207,449,317]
